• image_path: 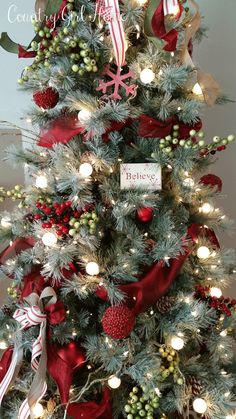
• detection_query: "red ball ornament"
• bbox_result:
[200,174,222,192]
[33,87,59,110]
[136,207,154,223]
[102,305,135,339]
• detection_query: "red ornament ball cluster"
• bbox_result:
[34,200,95,237]
[200,174,223,193]
[33,87,59,109]
[194,285,236,317]
[102,305,135,339]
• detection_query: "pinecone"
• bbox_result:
[1,305,13,316]
[186,376,204,396]
[156,296,175,314]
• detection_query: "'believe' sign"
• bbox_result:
[120,163,162,190]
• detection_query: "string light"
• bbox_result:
[136,0,148,6]
[192,83,203,96]
[140,68,155,84]
[79,163,93,177]
[35,175,48,189]
[193,398,207,414]
[85,261,100,276]
[78,109,92,124]
[220,329,228,337]
[170,336,184,350]
[210,287,222,298]
[42,232,57,247]
[108,375,121,389]
[200,202,214,214]
[1,217,11,228]
[32,403,44,418]
[197,246,210,259]
[0,341,8,350]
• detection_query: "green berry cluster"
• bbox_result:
[69,210,98,236]
[18,3,99,84]
[0,185,26,208]
[7,286,18,300]
[124,386,159,419]
[159,346,183,385]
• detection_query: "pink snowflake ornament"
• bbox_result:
[96,64,138,100]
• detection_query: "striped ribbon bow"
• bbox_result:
[96,0,125,67]
[0,287,57,419]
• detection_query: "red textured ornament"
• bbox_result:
[102,305,135,339]
[136,207,154,223]
[33,87,59,110]
[200,174,222,192]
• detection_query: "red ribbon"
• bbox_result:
[47,341,86,405]
[0,348,14,383]
[151,1,182,51]
[138,114,202,139]
[45,301,66,325]
[67,388,113,419]
[188,223,220,249]
[18,45,37,58]
[97,251,190,315]
[0,237,35,266]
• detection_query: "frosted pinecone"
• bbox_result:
[156,296,175,313]
[1,304,13,316]
[186,376,204,396]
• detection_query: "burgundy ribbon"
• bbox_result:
[151,1,182,51]
[188,223,220,249]
[138,114,202,139]
[97,251,190,315]
[0,237,35,266]
[18,45,37,58]
[67,388,113,419]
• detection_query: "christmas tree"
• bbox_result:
[0,0,235,418]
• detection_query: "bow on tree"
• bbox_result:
[0,287,65,419]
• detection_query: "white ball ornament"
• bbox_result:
[1,217,11,228]
[32,403,44,418]
[78,109,92,124]
[35,175,48,189]
[140,68,155,84]
[193,398,207,414]
[108,375,121,389]
[197,246,210,259]
[79,163,93,177]
[210,287,222,298]
[42,232,57,247]
[85,261,100,276]
[170,336,184,351]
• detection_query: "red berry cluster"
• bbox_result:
[194,285,236,317]
[34,200,94,237]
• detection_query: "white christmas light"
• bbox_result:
[79,163,93,178]
[137,0,148,5]
[0,341,8,350]
[183,177,195,187]
[192,398,207,414]
[197,246,210,259]
[85,261,100,276]
[78,109,92,124]
[140,68,155,84]
[35,175,48,189]
[192,83,203,96]
[200,202,214,214]
[32,403,44,418]
[42,232,57,247]
[108,375,121,389]
[170,336,184,351]
[1,217,11,228]
[210,287,222,298]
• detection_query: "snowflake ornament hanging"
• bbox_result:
[96,64,138,100]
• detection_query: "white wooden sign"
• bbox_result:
[120,163,162,190]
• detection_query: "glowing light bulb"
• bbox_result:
[137,0,148,5]
[140,68,155,84]
[78,109,92,124]
[192,398,207,414]
[1,217,11,228]
[42,232,57,247]
[32,403,44,418]
[170,336,184,350]
[172,4,180,15]
[79,163,93,177]
[85,261,100,276]
[108,375,121,389]
[35,175,48,189]
[183,177,194,187]
[210,287,222,298]
[192,83,203,96]
[197,246,210,259]
[200,202,214,214]
[0,341,8,350]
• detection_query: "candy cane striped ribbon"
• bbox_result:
[97,0,125,66]
[14,306,47,419]
[163,0,180,16]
